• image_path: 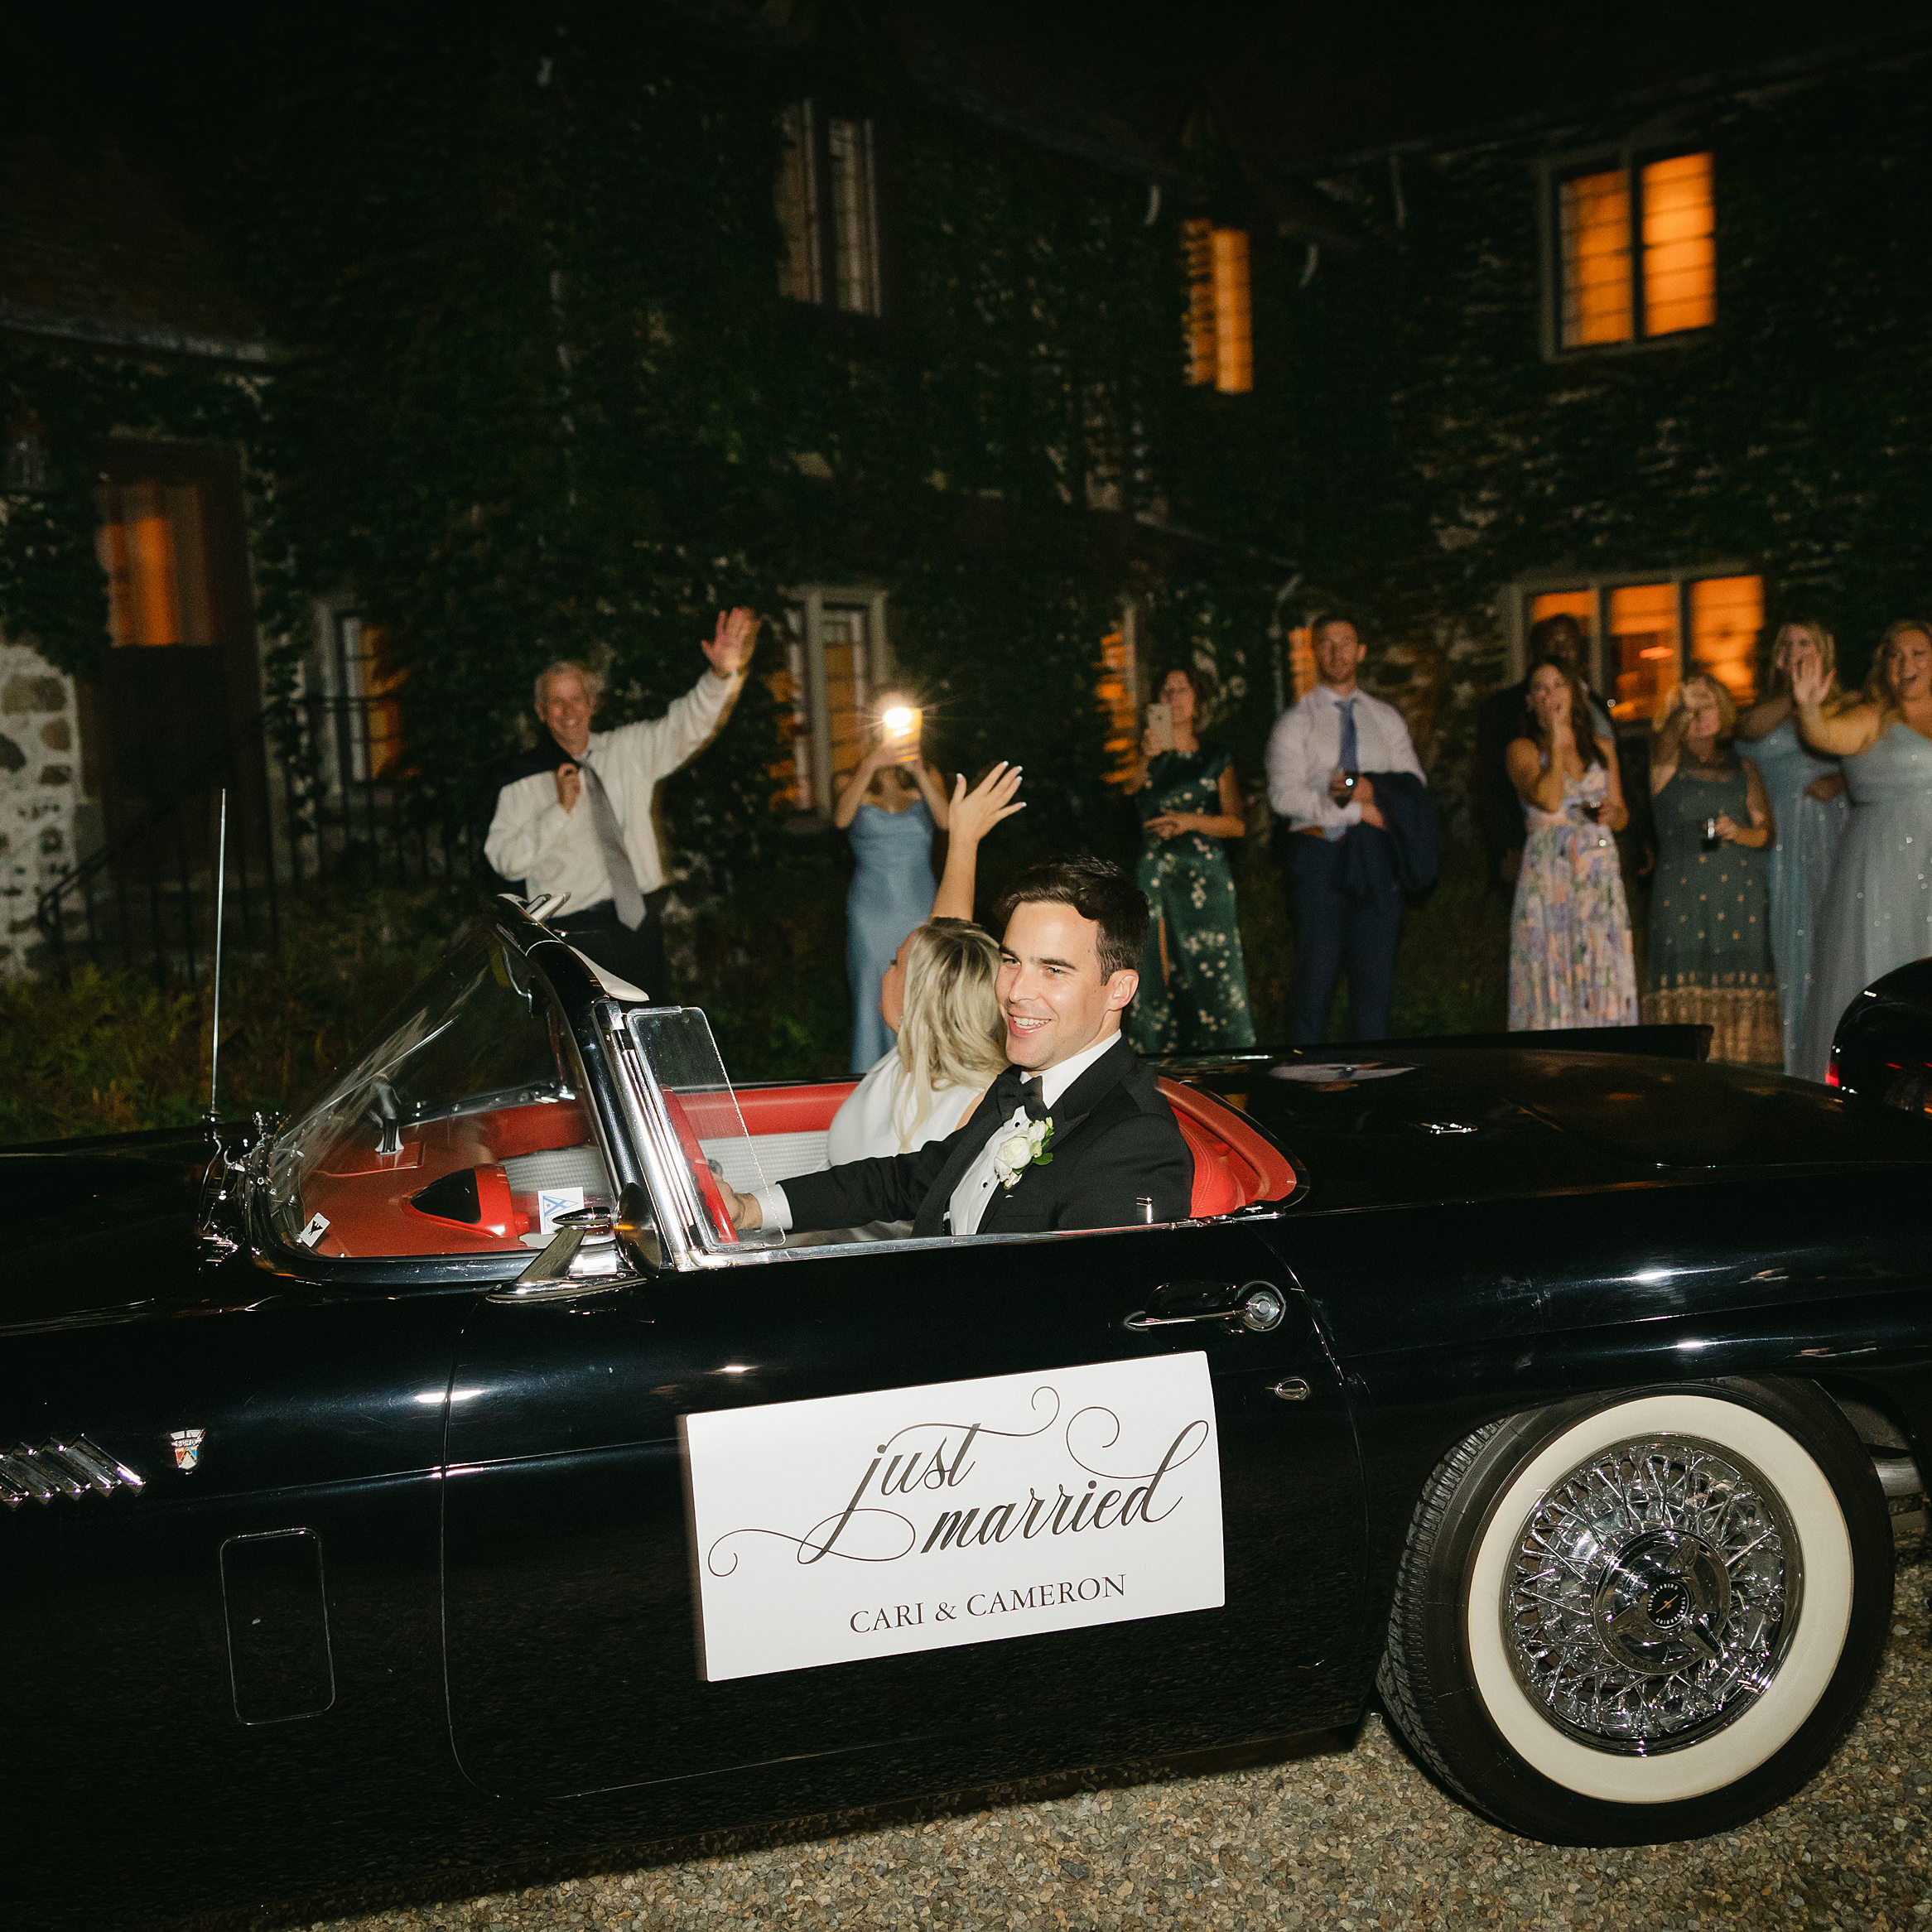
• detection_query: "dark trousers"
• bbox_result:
[1284,835,1403,1044]
[553,893,667,1000]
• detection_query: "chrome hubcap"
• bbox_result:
[1503,1433,1798,1752]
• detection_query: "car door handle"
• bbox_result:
[1125,1279,1288,1333]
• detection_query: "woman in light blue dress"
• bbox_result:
[1735,622,1850,1074]
[1793,619,1932,1081]
[834,725,952,1072]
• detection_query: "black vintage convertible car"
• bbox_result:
[6,899,1931,1925]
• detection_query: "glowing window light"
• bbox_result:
[1182,219,1218,386]
[1210,229,1253,394]
[1689,574,1763,706]
[1097,622,1140,788]
[1608,582,1680,722]
[1641,153,1716,336]
[1182,221,1253,394]
[1559,169,1634,348]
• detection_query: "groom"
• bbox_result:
[722,857,1193,1236]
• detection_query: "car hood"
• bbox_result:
[1179,1048,1932,1209]
[0,1128,214,1332]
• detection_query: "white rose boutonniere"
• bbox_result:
[992,1116,1054,1190]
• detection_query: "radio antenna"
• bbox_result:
[205,788,229,1127]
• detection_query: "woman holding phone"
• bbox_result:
[834,702,952,1072]
[1505,654,1637,1030]
[1125,664,1256,1053]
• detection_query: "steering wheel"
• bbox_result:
[658,1090,740,1245]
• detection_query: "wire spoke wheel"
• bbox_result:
[1504,1434,1797,1751]
[1376,1385,1892,1843]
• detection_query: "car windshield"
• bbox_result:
[624,1007,767,1255]
[266,930,612,1260]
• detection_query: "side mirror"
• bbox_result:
[491,1183,661,1303]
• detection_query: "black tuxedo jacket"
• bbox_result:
[782,1038,1193,1236]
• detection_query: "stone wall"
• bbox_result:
[0,637,77,976]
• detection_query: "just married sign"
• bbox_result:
[681,1354,1224,1682]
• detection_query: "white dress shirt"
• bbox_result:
[825,1051,982,1164]
[754,1031,1125,1236]
[484,667,744,906]
[1265,682,1424,838]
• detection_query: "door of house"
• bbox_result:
[88,440,264,852]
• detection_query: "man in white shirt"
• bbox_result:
[716,859,1192,1239]
[484,607,758,994]
[1265,614,1426,1043]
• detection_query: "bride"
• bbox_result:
[826,762,1025,1162]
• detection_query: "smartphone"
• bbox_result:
[1145,701,1175,754]
[879,702,923,763]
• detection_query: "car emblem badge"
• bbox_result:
[170,1429,205,1473]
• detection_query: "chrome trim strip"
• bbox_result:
[674,1202,1299,1270]
[0,1438,147,1509]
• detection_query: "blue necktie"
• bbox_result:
[1327,698,1360,844]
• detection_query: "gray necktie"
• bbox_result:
[577,758,645,929]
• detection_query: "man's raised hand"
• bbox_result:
[704,606,761,677]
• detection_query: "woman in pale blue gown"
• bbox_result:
[833,721,952,1072]
[1793,619,1932,1081]
[1734,621,1850,1074]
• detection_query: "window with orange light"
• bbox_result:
[331,612,407,782]
[1183,219,1253,395]
[1520,573,1762,723]
[1097,614,1142,788]
[1553,151,1715,351]
[1688,576,1761,706]
[1285,624,1317,701]
[96,477,213,648]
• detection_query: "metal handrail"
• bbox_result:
[35,698,293,923]
[34,692,484,986]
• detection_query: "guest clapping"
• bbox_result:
[826,762,1025,1163]
[1125,665,1255,1054]
[1505,657,1637,1030]
[834,706,952,1073]
[1733,622,1851,1073]
[1644,675,1779,1065]
[1791,619,1932,1081]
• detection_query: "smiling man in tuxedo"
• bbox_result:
[722,858,1193,1237]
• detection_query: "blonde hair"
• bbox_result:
[892,919,1008,1150]
[1665,672,1737,737]
[1867,619,1932,715]
[1768,620,1838,698]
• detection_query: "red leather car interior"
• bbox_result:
[303,1074,1293,1258]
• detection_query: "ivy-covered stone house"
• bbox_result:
[0,137,271,974]
[0,3,1296,977]
[4,4,1929,985]
[1241,22,1932,829]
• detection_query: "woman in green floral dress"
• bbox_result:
[1126,665,1257,1054]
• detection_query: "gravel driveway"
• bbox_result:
[317,1552,1930,1932]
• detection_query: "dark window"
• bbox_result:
[776,101,883,318]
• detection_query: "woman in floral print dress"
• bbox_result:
[1506,655,1639,1032]
[1126,665,1257,1053]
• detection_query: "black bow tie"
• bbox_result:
[994,1067,1052,1121]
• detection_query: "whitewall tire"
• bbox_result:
[1376,1380,1891,1843]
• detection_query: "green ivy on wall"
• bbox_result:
[0,345,263,675]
